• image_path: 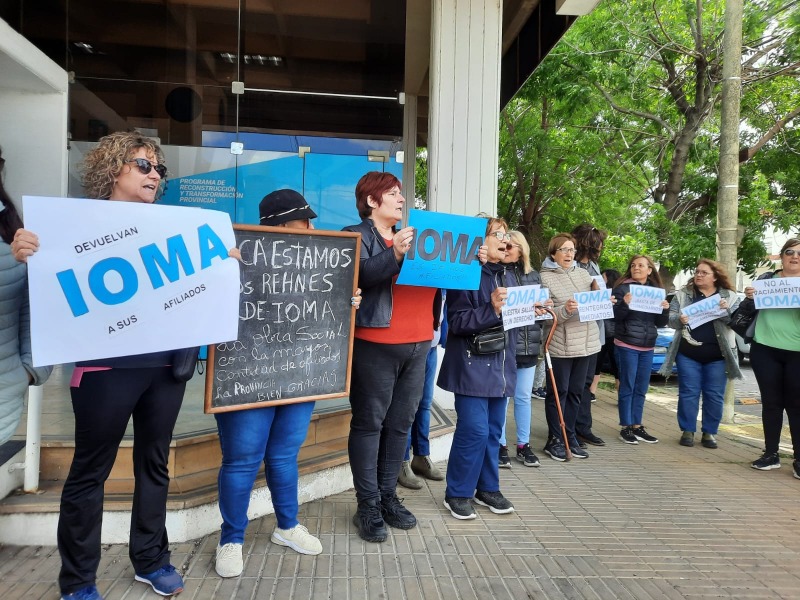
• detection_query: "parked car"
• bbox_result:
[652,326,677,375]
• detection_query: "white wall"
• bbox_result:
[0,18,69,205]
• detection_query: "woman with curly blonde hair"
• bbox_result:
[12,131,185,600]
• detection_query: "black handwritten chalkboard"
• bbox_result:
[204,225,361,412]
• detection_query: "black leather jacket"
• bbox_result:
[342,218,442,329]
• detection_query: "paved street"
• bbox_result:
[1,380,798,600]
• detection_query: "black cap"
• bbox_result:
[259,189,317,226]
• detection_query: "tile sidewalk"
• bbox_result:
[1,385,798,600]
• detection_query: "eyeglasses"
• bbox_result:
[556,247,576,254]
[127,158,167,179]
[783,249,800,257]
[694,270,713,276]
[490,231,511,241]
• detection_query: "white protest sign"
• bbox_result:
[681,293,727,329]
[627,284,666,314]
[24,196,240,366]
[752,277,800,310]
[574,289,613,323]
[501,284,551,331]
[592,275,606,289]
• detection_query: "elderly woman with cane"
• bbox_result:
[539,233,601,461]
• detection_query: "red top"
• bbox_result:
[354,238,436,344]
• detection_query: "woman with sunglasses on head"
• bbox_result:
[611,255,670,445]
[539,233,602,461]
[12,132,194,600]
[438,218,519,519]
[659,260,741,449]
[0,149,52,447]
[733,239,800,477]
[497,231,544,468]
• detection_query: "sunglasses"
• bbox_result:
[783,249,800,257]
[127,158,167,179]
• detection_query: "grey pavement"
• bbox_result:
[1,379,798,600]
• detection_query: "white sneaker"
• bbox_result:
[271,524,323,555]
[215,543,243,578]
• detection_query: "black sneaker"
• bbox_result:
[381,493,417,529]
[474,490,515,514]
[569,442,589,459]
[619,427,639,445]
[532,387,546,400]
[631,426,658,444]
[499,445,512,468]
[352,498,388,542]
[577,432,605,446]
[444,496,476,520]
[751,452,780,471]
[543,437,567,462]
[516,443,540,467]
[793,460,800,480]
[590,392,597,403]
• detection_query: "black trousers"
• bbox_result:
[576,352,598,436]
[348,338,427,503]
[58,368,185,595]
[545,355,591,443]
[749,342,800,458]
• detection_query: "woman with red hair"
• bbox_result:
[342,172,442,542]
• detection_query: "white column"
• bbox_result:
[428,0,502,217]
[402,93,418,220]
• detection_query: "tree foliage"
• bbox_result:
[499,0,800,280]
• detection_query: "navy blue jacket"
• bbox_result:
[342,218,442,330]
[612,279,669,348]
[437,262,518,398]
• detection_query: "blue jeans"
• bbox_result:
[446,394,506,498]
[615,345,653,426]
[500,365,536,446]
[675,354,726,434]
[215,401,315,544]
[405,346,438,460]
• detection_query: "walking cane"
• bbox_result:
[542,307,572,461]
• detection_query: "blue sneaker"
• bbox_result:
[134,564,184,596]
[61,585,104,600]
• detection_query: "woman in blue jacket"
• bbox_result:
[438,217,518,520]
[612,255,669,445]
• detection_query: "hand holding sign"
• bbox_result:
[627,285,667,314]
[574,289,613,322]
[393,226,415,261]
[681,293,727,329]
[501,285,551,330]
[396,209,486,290]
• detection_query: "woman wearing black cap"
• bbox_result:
[214,189,361,577]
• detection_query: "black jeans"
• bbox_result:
[749,342,800,458]
[545,355,591,443]
[576,352,598,436]
[348,338,427,503]
[58,368,185,595]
